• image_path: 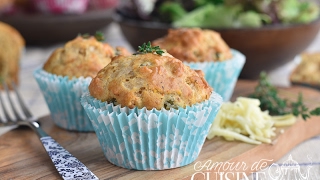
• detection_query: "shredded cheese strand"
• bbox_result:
[207,97,296,144]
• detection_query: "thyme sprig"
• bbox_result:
[249,72,320,120]
[94,31,105,41]
[80,31,105,41]
[134,41,164,55]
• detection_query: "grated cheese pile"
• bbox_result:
[207,97,296,144]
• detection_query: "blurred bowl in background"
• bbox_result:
[0,9,114,45]
[113,13,320,79]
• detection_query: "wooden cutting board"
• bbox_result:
[0,80,320,180]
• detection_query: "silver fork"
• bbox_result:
[0,83,99,180]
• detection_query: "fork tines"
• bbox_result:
[0,82,32,126]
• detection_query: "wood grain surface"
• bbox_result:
[0,80,320,180]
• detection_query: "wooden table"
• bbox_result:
[1,80,320,180]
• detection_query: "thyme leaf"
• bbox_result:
[94,31,105,41]
[310,107,320,116]
[134,41,164,55]
[80,33,90,39]
[249,71,320,120]
[79,31,105,41]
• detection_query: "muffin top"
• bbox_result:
[290,52,320,86]
[152,28,232,62]
[0,21,25,87]
[89,48,213,110]
[43,35,131,78]
[0,21,25,54]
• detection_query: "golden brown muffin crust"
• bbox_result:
[0,21,25,88]
[43,36,131,78]
[89,52,213,110]
[290,52,320,86]
[152,28,232,62]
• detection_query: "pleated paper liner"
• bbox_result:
[81,92,222,170]
[34,68,94,131]
[185,49,245,101]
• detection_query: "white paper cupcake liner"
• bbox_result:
[33,68,94,131]
[185,49,246,101]
[81,92,223,170]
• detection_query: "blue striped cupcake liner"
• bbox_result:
[185,49,246,101]
[81,92,223,170]
[33,68,94,132]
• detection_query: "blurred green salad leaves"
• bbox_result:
[155,0,320,28]
[159,2,187,21]
[172,3,271,28]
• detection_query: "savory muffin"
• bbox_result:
[34,34,130,132]
[89,52,212,110]
[0,21,25,88]
[290,52,320,86]
[81,46,223,170]
[43,35,130,78]
[152,28,245,102]
[152,28,232,62]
